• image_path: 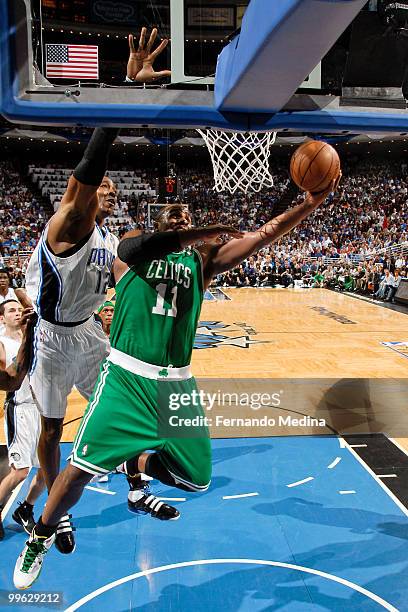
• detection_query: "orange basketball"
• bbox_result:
[290,140,340,193]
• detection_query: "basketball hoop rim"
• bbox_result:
[196,128,277,194]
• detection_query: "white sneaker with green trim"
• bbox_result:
[14,532,55,589]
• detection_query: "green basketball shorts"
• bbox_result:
[71,356,212,491]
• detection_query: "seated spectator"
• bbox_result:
[313,272,325,288]
[385,269,401,303]
[280,269,294,288]
[375,269,393,300]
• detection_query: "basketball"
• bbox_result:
[290,140,341,193]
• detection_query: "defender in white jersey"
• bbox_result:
[0,300,45,541]
[26,218,118,422]
[17,33,176,560]
[24,127,120,554]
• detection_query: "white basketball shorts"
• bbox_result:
[4,401,41,470]
[29,316,110,419]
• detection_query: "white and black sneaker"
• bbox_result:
[13,503,36,535]
[128,483,180,521]
[55,514,76,554]
[14,531,55,589]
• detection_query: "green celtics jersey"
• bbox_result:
[110,249,204,367]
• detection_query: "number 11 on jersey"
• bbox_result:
[152,283,178,317]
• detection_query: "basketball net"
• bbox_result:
[197,129,277,194]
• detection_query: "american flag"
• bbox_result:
[45,44,99,79]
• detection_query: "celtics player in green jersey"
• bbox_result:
[14,178,338,588]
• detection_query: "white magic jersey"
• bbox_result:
[0,335,32,405]
[26,224,118,324]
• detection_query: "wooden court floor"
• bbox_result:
[1,288,408,448]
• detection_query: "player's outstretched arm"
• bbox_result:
[204,180,337,278]
[0,309,36,391]
[47,127,119,252]
[14,287,33,309]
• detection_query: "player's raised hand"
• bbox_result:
[127,28,171,83]
[305,172,342,209]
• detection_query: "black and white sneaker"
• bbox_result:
[12,503,36,534]
[128,484,180,521]
[55,514,76,554]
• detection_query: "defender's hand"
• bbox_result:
[127,28,171,82]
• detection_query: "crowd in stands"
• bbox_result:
[0,156,408,304]
[0,161,47,259]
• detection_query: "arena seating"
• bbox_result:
[28,166,155,233]
[0,157,407,302]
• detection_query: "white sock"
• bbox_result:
[128,489,144,503]
[116,462,127,475]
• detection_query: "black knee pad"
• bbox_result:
[144,453,200,492]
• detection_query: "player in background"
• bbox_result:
[24,137,118,555]
[23,28,172,555]
[0,300,45,541]
[96,301,115,337]
[0,305,36,393]
[0,270,19,305]
[0,269,31,336]
[13,174,340,588]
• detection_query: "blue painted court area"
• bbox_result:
[1,437,407,611]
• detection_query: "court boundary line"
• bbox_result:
[388,437,408,457]
[342,437,408,518]
[0,480,24,521]
[343,291,408,316]
[64,558,398,612]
